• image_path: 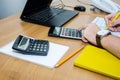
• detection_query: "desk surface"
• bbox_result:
[0,0,116,80]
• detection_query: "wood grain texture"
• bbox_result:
[0,0,117,80]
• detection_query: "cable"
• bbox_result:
[59,0,74,8]
[52,0,93,9]
[77,0,93,6]
[52,0,74,9]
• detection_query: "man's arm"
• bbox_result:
[82,23,120,59]
[101,35,120,59]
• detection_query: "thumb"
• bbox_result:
[111,18,120,27]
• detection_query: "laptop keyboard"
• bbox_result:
[29,8,65,22]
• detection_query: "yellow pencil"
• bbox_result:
[55,46,84,67]
[106,12,120,29]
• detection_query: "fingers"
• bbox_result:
[108,17,120,31]
[109,26,120,32]
[81,29,88,42]
[110,18,120,27]
[78,24,87,31]
[105,13,120,32]
[82,36,88,42]
[81,24,87,30]
[105,14,115,24]
[111,24,120,28]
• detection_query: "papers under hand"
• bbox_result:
[106,12,120,29]
[92,17,120,37]
[0,41,69,68]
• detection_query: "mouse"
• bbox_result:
[74,6,86,11]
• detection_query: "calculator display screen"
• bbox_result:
[53,27,61,35]
[18,37,30,50]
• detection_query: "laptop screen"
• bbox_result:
[20,0,78,27]
[21,0,52,16]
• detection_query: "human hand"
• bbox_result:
[105,13,120,32]
[82,23,100,45]
[105,13,116,24]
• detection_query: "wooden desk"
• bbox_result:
[0,0,115,80]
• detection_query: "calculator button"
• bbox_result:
[28,40,49,56]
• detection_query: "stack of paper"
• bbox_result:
[0,41,69,68]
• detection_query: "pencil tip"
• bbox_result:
[55,65,58,68]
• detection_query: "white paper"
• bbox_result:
[92,17,120,37]
[0,41,69,68]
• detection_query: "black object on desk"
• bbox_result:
[20,0,78,27]
[48,26,82,40]
[74,5,86,11]
[12,35,49,56]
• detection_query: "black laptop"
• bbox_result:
[20,0,78,27]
